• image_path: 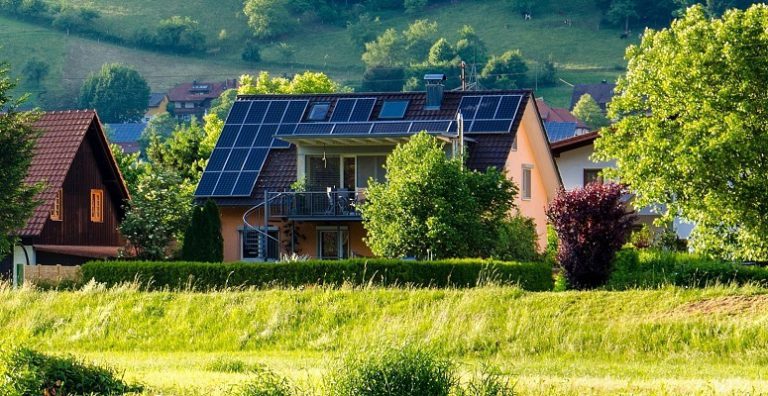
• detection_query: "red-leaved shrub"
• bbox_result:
[546,183,637,289]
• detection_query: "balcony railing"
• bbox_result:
[266,190,364,220]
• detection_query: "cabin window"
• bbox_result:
[50,189,63,221]
[522,165,533,200]
[584,169,604,186]
[90,189,104,223]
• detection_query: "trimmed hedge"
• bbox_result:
[608,249,768,289]
[81,258,553,291]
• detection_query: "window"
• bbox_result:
[308,103,330,121]
[317,227,349,260]
[521,165,533,200]
[378,100,409,119]
[343,157,356,190]
[174,102,182,109]
[184,102,195,109]
[306,155,341,190]
[241,227,279,261]
[50,189,63,221]
[583,169,604,186]
[90,189,103,223]
[512,135,518,151]
[356,156,387,188]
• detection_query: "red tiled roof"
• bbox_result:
[19,110,129,237]
[167,80,236,103]
[536,98,587,127]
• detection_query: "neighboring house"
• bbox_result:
[536,98,591,142]
[106,122,147,154]
[569,81,616,111]
[145,93,168,121]
[0,110,130,281]
[168,79,237,121]
[550,131,693,239]
[195,76,562,261]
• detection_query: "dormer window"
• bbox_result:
[378,100,409,119]
[308,103,330,121]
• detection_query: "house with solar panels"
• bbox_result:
[194,75,562,261]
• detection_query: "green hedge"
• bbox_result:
[608,249,768,289]
[81,258,553,291]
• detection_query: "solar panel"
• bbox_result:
[458,96,481,119]
[207,149,229,172]
[234,125,259,147]
[349,98,375,121]
[218,125,241,147]
[469,119,513,133]
[245,101,269,124]
[330,99,355,122]
[475,96,500,119]
[333,123,372,134]
[243,148,268,171]
[228,101,251,124]
[212,172,239,196]
[410,121,451,133]
[372,122,411,134]
[195,171,219,196]
[271,138,291,148]
[379,100,409,119]
[295,123,334,135]
[276,124,297,136]
[283,100,308,123]
[254,124,277,147]
[232,172,259,196]
[496,95,522,119]
[224,148,249,171]
[264,101,288,123]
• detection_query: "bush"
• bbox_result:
[181,200,223,262]
[493,215,539,262]
[242,40,262,62]
[546,183,636,289]
[327,346,457,396]
[0,347,141,395]
[458,366,516,396]
[80,258,553,291]
[608,250,768,289]
[230,366,295,396]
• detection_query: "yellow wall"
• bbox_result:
[145,96,169,119]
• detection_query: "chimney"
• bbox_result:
[424,73,446,110]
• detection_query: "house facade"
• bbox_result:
[195,79,561,261]
[0,111,130,282]
[145,93,168,121]
[168,80,237,121]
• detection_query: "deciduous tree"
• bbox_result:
[594,5,768,260]
[243,0,294,40]
[480,50,528,89]
[78,63,150,123]
[572,94,609,129]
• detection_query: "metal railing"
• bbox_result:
[267,190,363,218]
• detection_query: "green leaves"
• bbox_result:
[78,63,150,123]
[595,4,768,261]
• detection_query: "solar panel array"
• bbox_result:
[196,93,525,197]
[457,95,523,134]
[195,99,307,197]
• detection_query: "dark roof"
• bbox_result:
[208,90,532,205]
[545,121,578,142]
[20,110,130,236]
[106,123,146,143]
[167,80,236,103]
[570,83,616,111]
[550,131,599,156]
[536,98,588,127]
[148,93,166,108]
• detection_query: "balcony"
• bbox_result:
[266,190,363,221]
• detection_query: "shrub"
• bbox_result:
[230,366,295,396]
[546,183,636,289]
[0,347,140,395]
[80,258,553,291]
[181,199,223,262]
[458,366,516,396]
[242,40,262,62]
[493,215,539,262]
[327,346,457,396]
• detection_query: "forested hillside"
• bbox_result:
[0,0,760,108]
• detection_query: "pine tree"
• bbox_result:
[181,200,223,262]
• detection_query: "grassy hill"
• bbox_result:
[1,0,638,109]
[2,285,768,395]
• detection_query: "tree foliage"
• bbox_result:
[347,13,382,50]
[0,64,42,257]
[361,132,519,259]
[78,63,150,123]
[21,58,49,85]
[480,50,528,89]
[238,71,341,95]
[428,38,456,66]
[361,66,405,92]
[146,118,207,181]
[546,183,636,289]
[455,25,488,65]
[110,144,151,196]
[154,16,206,53]
[181,200,223,262]
[594,5,768,260]
[572,94,610,129]
[243,0,295,40]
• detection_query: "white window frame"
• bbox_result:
[316,226,349,260]
[239,226,279,262]
[521,164,533,201]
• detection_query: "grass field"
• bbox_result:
[2,283,768,395]
[1,0,637,109]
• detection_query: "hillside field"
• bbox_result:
[2,284,768,395]
[1,0,638,109]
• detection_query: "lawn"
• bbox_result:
[2,0,636,109]
[2,283,767,395]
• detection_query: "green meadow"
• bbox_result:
[2,283,767,395]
